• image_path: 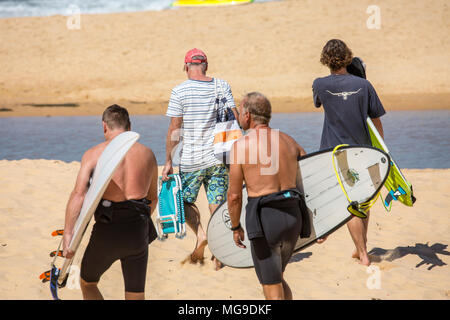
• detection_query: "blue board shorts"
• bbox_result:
[180,164,229,205]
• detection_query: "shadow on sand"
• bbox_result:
[369,243,449,270]
[289,252,313,263]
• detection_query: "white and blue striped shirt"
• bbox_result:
[166,78,236,172]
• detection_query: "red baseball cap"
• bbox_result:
[184,48,207,64]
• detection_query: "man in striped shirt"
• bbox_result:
[162,48,238,270]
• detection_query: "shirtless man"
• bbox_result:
[227,92,307,300]
[62,104,158,300]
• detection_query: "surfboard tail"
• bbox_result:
[367,117,416,210]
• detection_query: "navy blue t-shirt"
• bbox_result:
[312,74,386,150]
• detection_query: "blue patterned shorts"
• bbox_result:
[180,164,229,205]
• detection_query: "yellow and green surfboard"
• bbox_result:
[367,117,416,210]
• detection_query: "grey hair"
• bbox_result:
[185,55,207,73]
[242,92,272,124]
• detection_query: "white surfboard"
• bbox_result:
[57,131,140,285]
[207,145,390,268]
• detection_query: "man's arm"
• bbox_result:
[162,117,182,181]
[227,141,246,249]
[297,142,307,158]
[147,151,159,215]
[63,149,95,258]
[312,80,322,108]
[231,107,239,123]
[371,117,384,139]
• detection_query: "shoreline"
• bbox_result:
[1,0,449,118]
[1,93,449,118]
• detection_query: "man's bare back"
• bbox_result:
[235,127,306,197]
[63,137,158,259]
[77,141,158,203]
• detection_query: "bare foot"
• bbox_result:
[359,255,371,266]
[211,256,224,271]
[316,236,328,244]
[181,240,208,265]
[352,250,371,266]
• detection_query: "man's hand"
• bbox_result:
[233,228,246,249]
[162,161,173,181]
[62,232,75,259]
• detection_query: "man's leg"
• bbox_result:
[180,170,208,264]
[121,245,148,300]
[207,202,224,270]
[262,283,284,300]
[184,202,208,264]
[80,278,104,300]
[282,279,293,300]
[347,212,370,266]
[125,291,145,300]
[262,278,292,300]
[79,225,115,300]
[204,164,229,270]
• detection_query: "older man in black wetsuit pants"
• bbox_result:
[227,92,309,300]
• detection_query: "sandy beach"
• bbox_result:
[0,0,449,117]
[0,0,449,301]
[0,160,448,300]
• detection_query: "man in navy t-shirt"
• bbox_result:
[312,39,385,266]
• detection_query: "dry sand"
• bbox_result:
[0,0,449,117]
[0,160,448,300]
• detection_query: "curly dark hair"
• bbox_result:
[320,39,353,71]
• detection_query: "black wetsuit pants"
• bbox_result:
[80,199,153,293]
[249,198,302,285]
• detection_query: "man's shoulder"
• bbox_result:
[133,142,153,155]
[215,78,230,86]
[312,75,331,88]
[81,142,106,164]
[313,74,370,88]
[172,80,192,92]
[126,142,156,163]
[347,74,370,85]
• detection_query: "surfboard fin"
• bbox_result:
[384,187,407,206]
[50,250,64,257]
[39,270,51,283]
[51,230,64,236]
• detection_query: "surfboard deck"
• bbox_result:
[45,131,140,295]
[207,145,391,268]
[171,0,253,7]
[367,117,415,208]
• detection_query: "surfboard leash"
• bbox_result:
[332,144,380,219]
[39,229,69,300]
